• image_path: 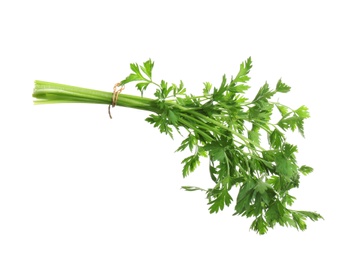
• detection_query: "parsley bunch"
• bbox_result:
[33,58,322,234]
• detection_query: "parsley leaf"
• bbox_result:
[234,57,252,83]
[120,58,322,234]
[276,79,291,93]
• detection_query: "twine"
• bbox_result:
[108,82,125,119]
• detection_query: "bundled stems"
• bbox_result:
[33,80,161,113]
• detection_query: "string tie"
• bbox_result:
[108,82,125,119]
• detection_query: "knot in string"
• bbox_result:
[108,82,125,119]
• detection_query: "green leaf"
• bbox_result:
[269,129,285,149]
[267,176,281,191]
[136,82,150,94]
[182,154,200,177]
[204,141,227,162]
[275,153,296,178]
[220,74,227,88]
[121,73,143,85]
[252,82,275,104]
[188,134,197,151]
[177,80,186,95]
[235,178,256,215]
[181,186,206,192]
[145,114,173,138]
[208,188,233,213]
[296,118,305,137]
[197,146,207,157]
[295,105,310,119]
[296,211,324,221]
[292,211,307,230]
[121,61,150,87]
[213,75,228,101]
[250,216,268,235]
[233,57,252,83]
[140,59,154,79]
[209,164,218,183]
[265,200,286,227]
[299,165,313,176]
[278,115,300,132]
[276,79,291,93]
[283,143,298,159]
[289,210,323,231]
[168,110,179,125]
[262,150,276,162]
[248,125,261,145]
[275,104,289,117]
[282,193,296,206]
[176,137,190,152]
[203,82,212,96]
[130,63,141,75]
[176,134,198,153]
[255,179,271,194]
[229,84,250,93]
[252,193,262,215]
[160,80,169,98]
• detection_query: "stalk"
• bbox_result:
[33,80,162,114]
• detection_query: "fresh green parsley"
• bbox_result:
[33,58,323,234]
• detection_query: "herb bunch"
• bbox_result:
[33,58,322,234]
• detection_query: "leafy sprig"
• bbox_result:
[120,58,322,234]
[32,58,322,234]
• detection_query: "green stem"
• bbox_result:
[188,110,264,151]
[33,80,162,114]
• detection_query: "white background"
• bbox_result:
[1,0,357,259]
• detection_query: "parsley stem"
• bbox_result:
[188,110,265,151]
[177,117,214,142]
[33,81,162,113]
